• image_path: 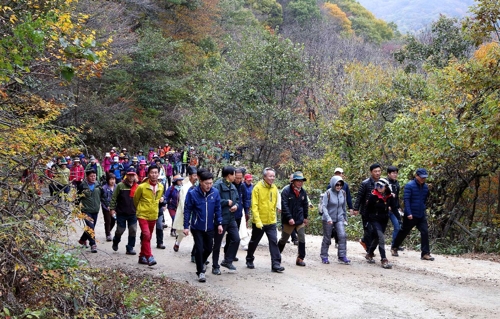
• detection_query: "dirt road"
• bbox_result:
[70,214,500,319]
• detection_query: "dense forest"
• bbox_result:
[1,0,500,317]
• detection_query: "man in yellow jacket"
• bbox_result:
[245,167,284,272]
[134,164,164,266]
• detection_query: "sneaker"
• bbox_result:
[359,239,367,251]
[271,266,285,273]
[391,248,399,257]
[90,245,97,253]
[221,261,237,271]
[381,258,393,269]
[157,244,166,249]
[106,235,112,242]
[173,243,179,252]
[198,273,206,282]
[126,249,136,255]
[321,257,330,264]
[191,255,195,263]
[246,261,255,269]
[170,230,176,237]
[112,242,118,252]
[78,239,88,248]
[233,257,239,262]
[242,245,248,251]
[398,247,405,251]
[138,256,148,265]
[421,254,435,261]
[293,240,299,246]
[148,256,157,266]
[365,253,375,264]
[338,256,351,265]
[212,267,221,275]
[296,258,306,266]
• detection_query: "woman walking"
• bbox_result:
[164,175,183,237]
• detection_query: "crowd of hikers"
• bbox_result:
[36,141,435,282]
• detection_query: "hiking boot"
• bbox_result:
[321,257,330,264]
[365,253,375,264]
[391,248,399,257]
[338,256,351,265]
[246,261,255,269]
[221,261,237,271]
[148,256,157,266]
[198,273,206,282]
[271,266,285,273]
[157,244,166,249]
[359,239,367,251]
[421,254,435,261]
[173,243,179,252]
[293,240,299,246]
[78,239,88,248]
[138,256,148,265]
[106,235,112,242]
[212,267,221,275]
[90,245,97,253]
[170,230,177,237]
[233,257,239,262]
[381,258,392,269]
[296,258,306,266]
[398,247,405,251]
[112,242,118,252]
[126,249,136,255]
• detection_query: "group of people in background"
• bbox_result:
[42,143,434,281]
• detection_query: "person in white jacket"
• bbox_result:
[320,175,351,265]
[172,166,198,253]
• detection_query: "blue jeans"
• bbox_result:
[389,212,401,245]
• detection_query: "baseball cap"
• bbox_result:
[126,167,136,175]
[416,168,428,178]
[334,167,343,174]
[244,173,253,181]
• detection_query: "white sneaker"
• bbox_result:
[241,245,248,251]
[198,273,206,282]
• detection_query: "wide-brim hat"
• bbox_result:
[132,157,138,162]
[73,158,80,162]
[139,160,147,165]
[292,171,307,181]
[60,159,67,165]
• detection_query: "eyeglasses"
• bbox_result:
[335,183,342,187]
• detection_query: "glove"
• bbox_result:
[255,221,263,229]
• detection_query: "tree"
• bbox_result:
[286,0,321,26]
[463,0,500,45]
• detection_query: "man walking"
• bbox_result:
[77,169,102,253]
[110,167,139,255]
[183,169,223,282]
[278,171,309,266]
[246,167,285,273]
[391,168,435,261]
[353,163,382,251]
[134,165,165,266]
[212,166,241,275]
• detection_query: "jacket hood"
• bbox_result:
[329,175,344,190]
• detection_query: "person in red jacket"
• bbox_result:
[70,157,85,187]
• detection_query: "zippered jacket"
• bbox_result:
[214,179,239,225]
[133,179,164,221]
[183,185,222,231]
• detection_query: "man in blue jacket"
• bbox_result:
[183,169,223,282]
[391,168,435,261]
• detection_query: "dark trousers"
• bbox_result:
[113,214,137,252]
[361,214,372,248]
[246,223,281,269]
[80,212,98,246]
[213,221,240,267]
[103,208,115,237]
[191,228,215,275]
[392,216,431,257]
[368,219,389,260]
[224,218,241,258]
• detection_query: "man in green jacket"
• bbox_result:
[77,169,102,253]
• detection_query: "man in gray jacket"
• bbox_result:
[320,175,350,264]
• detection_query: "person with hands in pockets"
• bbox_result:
[320,175,350,265]
[183,169,223,283]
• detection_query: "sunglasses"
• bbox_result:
[376,184,385,188]
[335,183,342,187]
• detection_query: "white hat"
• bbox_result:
[334,167,344,173]
[113,156,119,162]
[105,152,111,157]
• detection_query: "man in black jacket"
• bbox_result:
[278,171,309,266]
[353,163,381,252]
[212,166,241,275]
